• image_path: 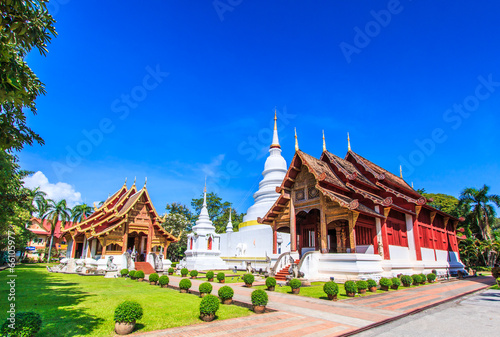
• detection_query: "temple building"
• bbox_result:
[62,179,178,270]
[219,112,291,262]
[260,132,464,280]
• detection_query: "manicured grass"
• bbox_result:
[490,285,499,290]
[254,281,429,300]
[0,264,252,337]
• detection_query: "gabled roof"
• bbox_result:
[30,218,72,238]
[297,151,349,192]
[322,151,377,188]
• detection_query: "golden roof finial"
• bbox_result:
[274,107,277,131]
[294,128,299,152]
[144,177,147,187]
[123,177,127,186]
[347,132,351,151]
[411,181,414,188]
[93,202,98,211]
[133,176,136,185]
[322,130,326,152]
[400,165,403,179]
[204,176,207,193]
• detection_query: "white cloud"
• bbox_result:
[24,171,83,208]
[201,154,225,177]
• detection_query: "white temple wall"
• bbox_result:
[436,249,449,262]
[388,245,410,260]
[405,214,417,261]
[421,247,436,261]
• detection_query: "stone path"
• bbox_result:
[130,276,495,337]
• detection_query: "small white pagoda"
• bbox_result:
[185,183,227,270]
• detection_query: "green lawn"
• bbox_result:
[0,264,252,337]
[193,270,255,283]
[253,281,429,300]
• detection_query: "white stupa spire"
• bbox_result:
[241,111,287,227]
[226,207,233,232]
[193,179,214,230]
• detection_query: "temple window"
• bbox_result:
[207,237,213,250]
[355,225,373,246]
[307,186,319,199]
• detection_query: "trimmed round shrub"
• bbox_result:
[206,271,215,280]
[200,294,220,315]
[159,275,169,286]
[289,278,301,289]
[391,277,401,287]
[379,277,392,287]
[427,273,436,282]
[199,282,213,294]
[1,312,42,337]
[129,270,136,278]
[217,272,225,282]
[419,273,426,282]
[411,274,422,285]
[179,278,192,290]
[367,279,377,289]
[323,281,339,296]
[120,268,129,276]
[344,280,358,294]
[190,270,199,278]
[168,267,175,273]
[251,289,268,306]
[218,286,234,300]
[114,301,143,323]
[149,273,159,283]
[400,275,412,286]
[181,268,189,276]
[356,280,368,290]
[266,277,277,288]
[243,273,255,284]
[135,270,145,279]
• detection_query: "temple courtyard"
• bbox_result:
[0,265,495,337]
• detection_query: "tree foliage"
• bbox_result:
[161,203,194,261]
[459,185,500,240]
[41,199,70,262]
[422,193,461,218]
[191,192,245,233]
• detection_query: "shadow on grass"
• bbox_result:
[0,264,105,337]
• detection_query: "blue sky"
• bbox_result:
[20,0,500,213]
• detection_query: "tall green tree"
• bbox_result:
[459,185,500,240]
[191,192,245,233]
[1,0,57,151]
[71,204,93,223]
[42,199,70,262]
[161,211,192,262]
[422,193,461,218]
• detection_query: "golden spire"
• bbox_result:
[294,128,299,151]
[322,130,326,152]
[411,181,414,188]
[347,132,351,151]
[400,165,403,179]
[123,177,127,186]
[204,176,207,193]
[144,177,147,187]
[274,107,277,131]
[133,176,136,185]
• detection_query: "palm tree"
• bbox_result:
[30,187,48,218]
[42,199,71,262]
[459,185,500,240]
[71,204,93,223]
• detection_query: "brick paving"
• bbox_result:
[130,276,495,337]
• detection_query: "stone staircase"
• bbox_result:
[134,262,156,274]
[275,259,300,281]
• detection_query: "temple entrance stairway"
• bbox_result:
[275,259,300,281]
[134,262,155,274]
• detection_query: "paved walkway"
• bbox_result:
[131,276,495,337]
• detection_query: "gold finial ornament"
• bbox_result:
[204,176,207,193]
[123,177,127,186]
[295,128,299,151]
[274,107,277,130]
[411,182,414,188]
[322,130,326,152]
[144,177,147,187]
[133,176,136,185]
[93,202,97,211]
[400,165,403,179]
[347,132,351,151]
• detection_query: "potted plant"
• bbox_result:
[149,273,159,285]
[344,280,357,297]
[390,277,401,290]
[266,277,277,291]
[218,286,234,305]
[401,275,412,287]
[114,301,143,335]
[120,269,129,277]
[129,270,136,280]
[289,278,301,294]
[356,280,368,294]
[135,270,145,282]
[217,272,225,283]
[427,273,436,283]
[179,278,192,293]
[159,275,169,288]
[199,282,213,297]
[243,273,255,287]
[379,277,392,291]
[181,268,189,277]
[323,281,339,300]
[206,271,215,282]
[419,273,426,284]
[190,270,199,279]
[199,294,220,322]
[0,312,42,337]
[367,279,377,292]
[168,267,174,275]
[411,274,421,286]
[251,289,268,313]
